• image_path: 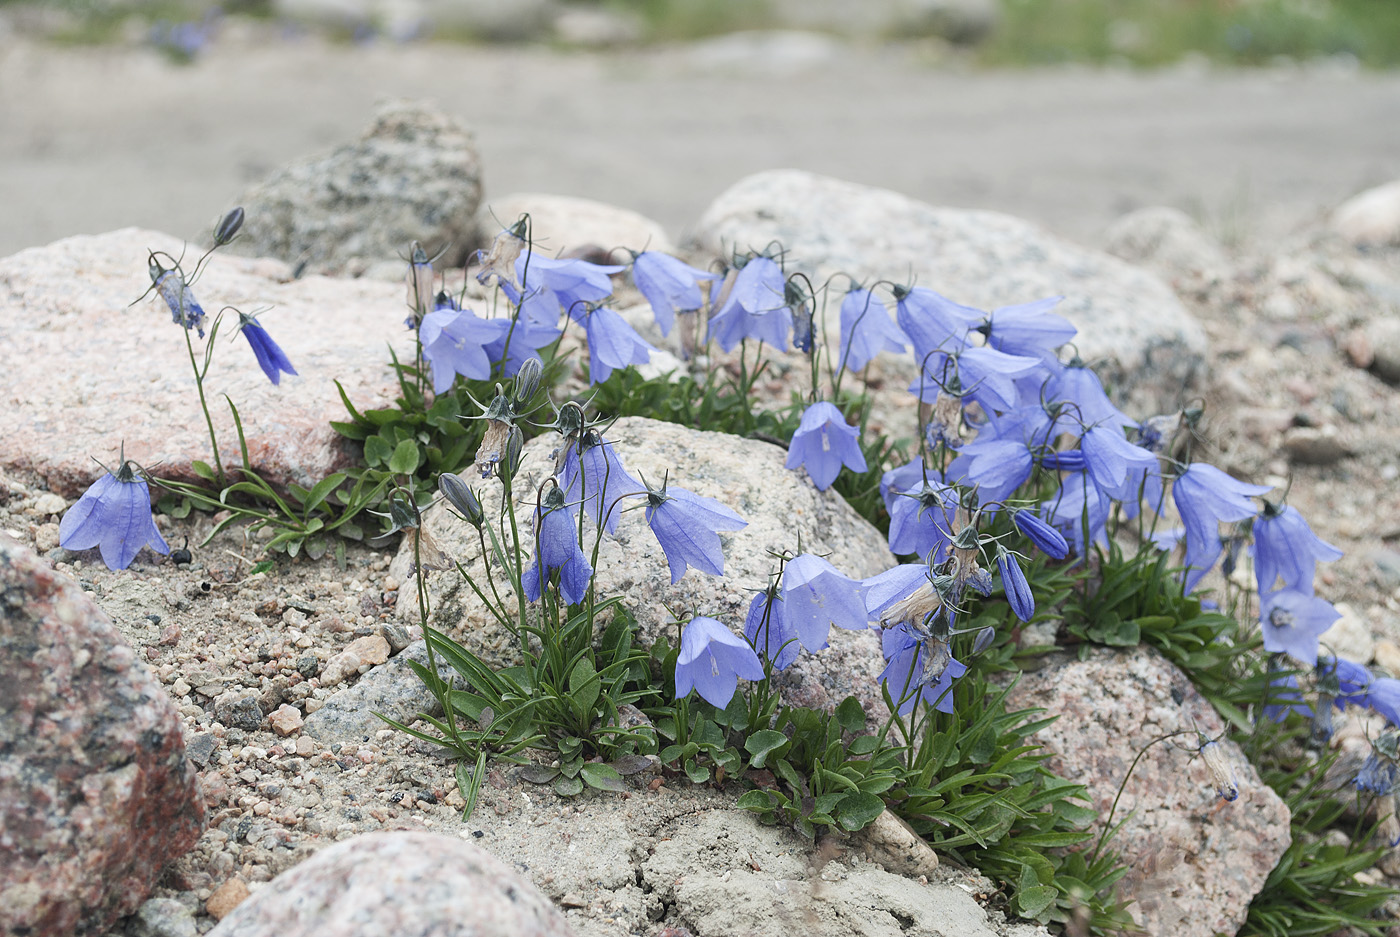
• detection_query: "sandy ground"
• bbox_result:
[2,29,1399,259]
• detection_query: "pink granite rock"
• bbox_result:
[1004,646,1292,937]
[0,228,415,498]
[0,534,205,936]
[207,831,576,937]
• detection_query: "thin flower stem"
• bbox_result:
[1090,729,1192,864]
[182,325,225,486]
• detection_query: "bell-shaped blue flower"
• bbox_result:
[1081,425,1159,502]
[236,312,297,385]
[893,286,979,364]
[945,438,1034,505]
[148,254,206,337]
[878,623,967,716]
[837,287,906,373]
[1172,463,1271,592]
[887,480,956,559]
[1043,474,1111,558]
[909,346,1043,415]
[521,485,594,605]
[1050,362,1136,430]
[59,461,170,570]
[631,251,719,337]
[420,306,510,394]
[861,564,934,621]
[983,297,1075,365]
[515,252,623,322]
[743,588,798,671]
[781,553,869,653]
[785,402,867,491]
[674,616,765,708]
[1260,588,1340,665]
[1253,503,1343,595]
[996,548,1035,622]
[706,256,790,352]
[644,481,747,583]
[559,431,646,535]
[583,306,655,384]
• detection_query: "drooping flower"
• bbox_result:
[909,346,1043,415]
[674,616,765,708]
[945,438,1034,505]
[419,305,509,394]
[485,287,561,377]
[706,256,791,352]
[583,305,655,384]
[1051,361,1136,431]
[147,254,206,337]
[643,480,747,583]
[996,548,1035,622]
[982,297,1075,366]
[743,588,798,671]
[1253,502,1343,596]
[1260,588,1340,665]
[1197,735,1239,802]
[521,485,594,606]
[1042,474,1111,558]
[1355,730,1400,795]
[785,402,867,491]
[515,251,624,321]
[631,251,720,337]
[1081,425,1159,502]
[892,286,979,365]
[878,622,967,716]
[781,553,869,653]
[837,287,906,373]
[886,479,957,559]
[559,430,646,535]
[59,461,170,570]
[1171,463,1271,592]
[235,311,297,385]
[861,563,935,621]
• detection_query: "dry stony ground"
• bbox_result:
[3,225,1400,935]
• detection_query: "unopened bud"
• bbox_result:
[214,207,245,246]
[971,627,996,655]
[438,473,483,528]
[503,426,525,478]
[513,357,543,404]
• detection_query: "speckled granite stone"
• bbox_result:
[0,535,204,936]
[1004,645,1291,937]
[0,227,416,498]
[391,416,896,718]
[688,169,1207,417]
[207,831,576,937]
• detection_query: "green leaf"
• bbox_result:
[1016,884,1057,919]
[363,435,393,468]
[737,789,778,812]
[553,775,584,797]
[836,792,885,831]
[834,696,866,734]
[248,560,274,576]
[301,473,348,516]
[191,460,217,482]
[389,438,422,475]
[744,729,790,769]
[684,758,710,785]
[568,658,601,720]
[580,763,627,793]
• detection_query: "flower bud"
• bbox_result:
[503,426,525,478]
[438,473,483,528]
[214,207,245,246]
[971,626,996,656]
[513,356,543,404]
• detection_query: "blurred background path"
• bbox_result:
[2,13,1398,257]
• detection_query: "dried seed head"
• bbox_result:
[475,419,512,479]
[1198,736,1239,802]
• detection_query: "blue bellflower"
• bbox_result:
[515,252,623,322]
[781,553,869,653]
[59,461,171,570]
[909,346,1043,415]
[887,480,957,559]
[148,255,207,337]
[1172,463,1271,592]
[893,286,979,365]
[861,563,936,621]
[631,251,719,337]
[982,297,1075,366]
[785,402,867,491]
[583,306,655,384]
[1081,425,1160,503]
[1051,362,1136,431]
[419,306,510,394]
[674,616,765,708]
[521,486,595,606]
[1043,474,1111,558]
[1260,588,1341,665]
[236,312,297,385]
[706,256,791,352]
[644,482,747,583]
[837,287,906,373]
[945,438,1034,505]
[879,623,967,716]
[743,588,799,671]
[559,431,646,535]
[1253,502,1343,595]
